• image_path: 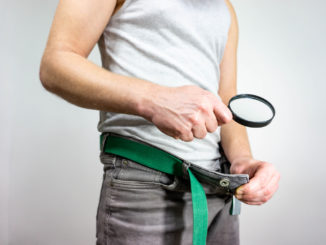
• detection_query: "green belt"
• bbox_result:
[100,133,237,245]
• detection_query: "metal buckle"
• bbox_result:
[182,160,191,179]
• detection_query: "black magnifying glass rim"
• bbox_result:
[228,94,276,128]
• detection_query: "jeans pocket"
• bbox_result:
[108,155,175,189]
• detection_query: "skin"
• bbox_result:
[40,0,280,205]
[220,1,280,205]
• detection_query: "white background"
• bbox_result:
[1,0,325,244]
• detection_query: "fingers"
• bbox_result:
[191,120,207,139]
[154,85,232,141]
[235,163,280,205]
[189,96,230,139]
[191,107,218,138]
[238,173,280,205]
[239,163,274,193]
[205,109,218,133]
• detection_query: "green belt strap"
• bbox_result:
[100,134,208,245]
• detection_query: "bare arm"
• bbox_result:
[39,0,156,115]
[219,0,252,164]
[40,0,232,142]
[219,0,280,205]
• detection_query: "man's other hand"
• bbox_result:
[230,157,280,205]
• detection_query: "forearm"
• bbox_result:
[218,0,280,204]
[219,89,252,164]
[39,50,159,116]
[220,121,252,164]
[40,49,233,142]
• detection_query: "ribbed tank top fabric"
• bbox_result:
[97,0,231,170]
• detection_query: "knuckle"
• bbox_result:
[175,126,184,136]
[192,124,207,139]
[206,125,217,133]
[176,126,189,136]
[206,118,218,132]
[173,135,179,140]
[165,130,178,139]
[195,130,207,139]
[263,188,271,196]
[195,135,205,140]
[232,166,243,175]
[203,131,207,138]
[182,134,193,142]
[180,129,193,142]
[179,128,189,137]
[197,100,209,112]
[196,100,205,109]
[189,115,200,125]
[261,196,269,203]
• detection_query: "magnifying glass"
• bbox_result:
[228,94,275,128]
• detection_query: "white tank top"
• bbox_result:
[97,0,231,170]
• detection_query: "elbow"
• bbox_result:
[39,55,56,92]
[39,63,47,90]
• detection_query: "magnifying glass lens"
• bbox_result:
[228,94,275,128]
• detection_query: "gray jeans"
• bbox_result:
[96,152,240,245]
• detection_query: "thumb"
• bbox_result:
[212,98,232,124]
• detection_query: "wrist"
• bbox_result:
[136,83,166,121]
[230,155,253,166]
[230,155,261,175]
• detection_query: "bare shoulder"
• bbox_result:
[224,0,238,32]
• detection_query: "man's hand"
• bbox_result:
[230,157,280,205]
[139,85,233,142]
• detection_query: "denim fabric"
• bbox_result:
[95,152,240,245]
